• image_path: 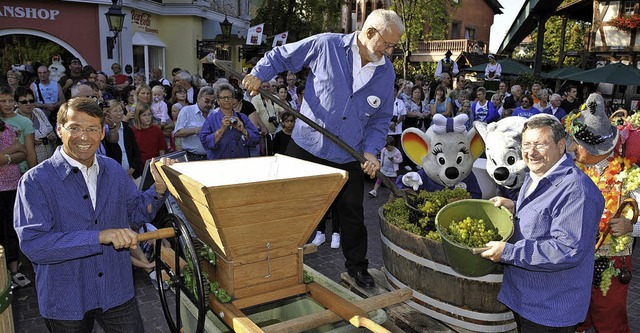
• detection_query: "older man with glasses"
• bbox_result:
[173,86,215,160]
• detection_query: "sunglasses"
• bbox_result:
[18,99,35,105]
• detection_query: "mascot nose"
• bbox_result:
[445,167,459,180]
[494,167,510,181]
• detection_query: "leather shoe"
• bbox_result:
[349,270,375,289]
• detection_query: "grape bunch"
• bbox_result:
[629,112,640,128]
[444,217,502,248]
[620,165,640,195]
[612,235,632,253]
[593,256,620,296]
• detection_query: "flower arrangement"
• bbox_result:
[609,14,640,32]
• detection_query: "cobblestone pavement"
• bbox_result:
[11,178,640,332]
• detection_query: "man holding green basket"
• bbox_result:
[481,114,604,333]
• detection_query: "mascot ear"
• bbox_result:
[467,128,485,160]
[402,128,429,166]
[473,121,488,141]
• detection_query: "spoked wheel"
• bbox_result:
[154,213,208,333]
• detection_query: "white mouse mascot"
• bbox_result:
[400,114,484,198]
[474,116,528,201]
[48,55,65,82]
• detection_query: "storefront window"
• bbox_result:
[133,45,164,82]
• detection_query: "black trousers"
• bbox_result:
[285,140,368,273]
[513,312,577,333]
[0,190,19,263]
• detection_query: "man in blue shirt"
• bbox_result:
[481,115,604,332]
[14,97,173,332]
[243,9,404,289]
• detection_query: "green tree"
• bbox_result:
[514,16,590,67]
[390,0,458,79]
[1,35,67,74]
[252,0,342,43]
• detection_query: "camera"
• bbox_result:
[268,116,278,125]
[229,117,238,126]
[41,137,49,145]
[390,115,398,123]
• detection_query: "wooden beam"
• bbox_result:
[208,295,264,333]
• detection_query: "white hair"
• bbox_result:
[362,9,405,35]
[550,93,562,102]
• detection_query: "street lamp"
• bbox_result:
[220,15,232,40]
[105,0,126,59]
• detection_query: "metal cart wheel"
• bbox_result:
[155,213,208,333]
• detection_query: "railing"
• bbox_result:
[414,39,488,55]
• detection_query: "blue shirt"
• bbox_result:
[251,32,394,164]
[199,109,260,160]
[511,107,540,119]
[471,100,499,123]
[173,104,208,155]
[498,155,604,326]
[14,147,167,320]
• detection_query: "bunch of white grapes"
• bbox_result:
[612,234,633,253]
[628,112,640,127]
[620,166,640,195]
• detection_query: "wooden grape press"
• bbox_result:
[138,155,412,332]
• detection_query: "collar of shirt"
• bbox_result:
[525,154,567,197]
[59,148,99,208]
[351,32,385,92]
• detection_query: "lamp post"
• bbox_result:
[220,15,232,40]
[105,0,126,59]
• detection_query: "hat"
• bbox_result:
[488,54,495,59]
[445,50,452,56]
[566,93,618,156]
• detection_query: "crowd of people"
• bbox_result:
[0,6,638,333]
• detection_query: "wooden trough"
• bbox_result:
[150,155,412,332]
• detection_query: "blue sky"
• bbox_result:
[490,0,527,53]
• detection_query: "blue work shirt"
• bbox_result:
[498,155,604,326]
[251,32,395,164]
[511,107,540,119]
[14,147,167,320]
[199,109,260,160]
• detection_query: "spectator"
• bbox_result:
[103,101,142,180]
[81,65,97,83]
[14,87,56,164]
[471,87,499,123]
[59,58,83,99]
[121,86,137,120]
[168,103,184,152]
[0,117,28,288]
[485,54,502,80]
[491,92,504,117]
[150,85,170,126]
[544,93,566,121]
[0,85,36,173]
[452,89,470,116]
[435,50,459,79]
[31,66,65,120]
[252,81,284,155]
[368,136,402,197]
[503,84,522,109]
[481,114,604,332]
[295,85,305,111]
[14,97,172,331]
[561,85,581,112]
[459,100,473,130]
[95,72,118,102]
[170,84,188,106]
[272,111,295,155]
[173,87,215,160]
[173,70,199,104]
[403,86,426,130]
[389,84,406,145]
[6,70,23,94]
[110,62,130,91]
[132,103,166,172]
[199,83,259,160]
[429,84,453,118]
[133,74,146,88]
[286,72,298,109]
[499,81,510,101]
[449,75,468,101]
[242,8,404,289]
[530,83,542,104]
[277,85,296,109]
[512,95,540,119]
[533,88,549,112]
[151,68,171,87]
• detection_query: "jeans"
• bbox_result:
[513,312,576,333]
[45,297,144,333]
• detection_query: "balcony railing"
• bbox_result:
[414,39,488,55]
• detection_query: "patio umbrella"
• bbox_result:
[541,66,583,79]
[562,62,640,86]
[462,58,533,76]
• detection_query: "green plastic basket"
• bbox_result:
[435,199,514,277]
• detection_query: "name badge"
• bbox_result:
[367,95,381,108]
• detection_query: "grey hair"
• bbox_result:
[550,93,562,102]
[362,9,405,35]
[198,86,215,98]
[511,85,521,94]
[537,88,549,99]
[175,70,192,84]
[213,83,235,97]
[523,114,566,143]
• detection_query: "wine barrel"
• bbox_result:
[0,246,14,333]
[379,208,516,333]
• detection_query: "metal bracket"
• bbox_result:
[265,242,272,278]
[0,270,13,314]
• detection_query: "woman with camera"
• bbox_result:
[14,87,57,164]
[252,81,284,155]
[199,83,259,160]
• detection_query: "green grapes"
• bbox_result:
[628,112,640,128]
[599,260,620,296]
[620,165,640,195]
[443,217,502,248]
[426,231,441,242]
[613,234,632,253]
[383,188,470,239]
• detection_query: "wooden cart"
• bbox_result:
[140,155,412,333]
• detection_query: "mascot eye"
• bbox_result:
[456,151,465,164]
[505,152,518,166]
[438,155,446,165]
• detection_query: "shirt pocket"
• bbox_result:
[517,206,552,239]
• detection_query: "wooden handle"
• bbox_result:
[610,109,628,121]
[596,198,639,250]
[137,227,176,242]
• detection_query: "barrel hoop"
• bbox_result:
[0,270,13,314]
[385,270,516,332]
[380,232,504,283]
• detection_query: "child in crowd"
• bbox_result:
[272,112,294,155]
[150,85,170,126]
[169,103,184,151]
[369,136,403,198]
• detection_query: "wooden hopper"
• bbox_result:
[156,154,348,308]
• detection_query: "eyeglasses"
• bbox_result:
[18,99,35,105]
[61,125,102,137]
[373,29,398,50]
[521,100,531,104]
[217,96,233,101]
[521,141,552,152]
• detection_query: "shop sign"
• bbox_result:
[0,6,60,20]
[131,10,159,34]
